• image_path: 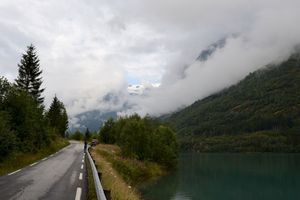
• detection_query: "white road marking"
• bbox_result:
[8,169,21,176]
[42,157,47,161]
[81,164,84,170]
[50,154,54,157]
[30,162,38,167]
[79,173,83,180]
[75,187,82,200]
[81,159,84,163]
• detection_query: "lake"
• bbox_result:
[141,153,300,200]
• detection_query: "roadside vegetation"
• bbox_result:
[91,144,165,200]
[0,139,69,176]
[0,44,69,175]
[69,128,98,141]
[87,115,178,200]
[99,115,178,169]
[86,154,97,200]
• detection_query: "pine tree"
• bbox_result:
[16,44,45,104]
[60,108,69,137]
[47,96,68,137]
[85,128,91,141]
[47,96,60,129]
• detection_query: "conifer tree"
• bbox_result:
[47,96,68,137]
[47,96,60,128]
[85,128,91,141]
[16,44,45,104]
[61,108,69,137]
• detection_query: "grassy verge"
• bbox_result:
[86,155,97,200]
[90,144,166,200]
[180,131,300,152]
[0,139,69,176]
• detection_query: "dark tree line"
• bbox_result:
[0,44,68,159]
[69,128,95,141]
[99,115,179,168]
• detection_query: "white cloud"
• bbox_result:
[0,0,300,121]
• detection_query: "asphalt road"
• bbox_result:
[0,141,87,200]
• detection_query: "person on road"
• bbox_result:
[84,140,87,152]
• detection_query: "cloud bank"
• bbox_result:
[0,0,300,124]
[122,0,300,116]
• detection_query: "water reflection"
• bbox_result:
[142,153,300,200]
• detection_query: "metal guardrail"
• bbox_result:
[86,146,107,200]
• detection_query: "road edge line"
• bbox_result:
[8,169,21,176]
[75,187,82,200]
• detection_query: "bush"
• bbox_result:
[0,112,16,158]
[99,118,116,144]
[99,114,179,168]
[152,126,178,168]
[3,89,49,152]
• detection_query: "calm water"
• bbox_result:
[141,153,300,200]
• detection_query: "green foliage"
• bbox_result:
[15,44,45,105]
[0,112,16,158]
[0,77,10,104]
[0,139,69,176]
[99,114,178,168]
[3,88,49,152]
[152,126,179,168]
[167,54,300,151]
[46,96,69,137]
[99,118,116,144]
[97,148,164,186]
[84,128,91,141]
[70,130,84,141]
[0,45,69,161]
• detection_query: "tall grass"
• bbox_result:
[0,139,69,176]
[86,155,97,200]
[90,144,166,200]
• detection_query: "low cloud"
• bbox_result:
[127,0,300,115]
[0,0,300,124]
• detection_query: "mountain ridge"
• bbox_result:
[165,54,300,152]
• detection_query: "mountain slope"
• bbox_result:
[196,37,226,62]
[70,110,117,132]
[167,54,300,151]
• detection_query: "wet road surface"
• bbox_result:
[0,141,87,200]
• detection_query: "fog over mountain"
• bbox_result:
[1,1,300,130]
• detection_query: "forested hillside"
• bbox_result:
[167,54,300,152]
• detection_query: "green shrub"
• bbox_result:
[99,115,179,168]
[0,112,16,158]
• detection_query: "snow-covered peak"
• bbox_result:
[127,83,160,96]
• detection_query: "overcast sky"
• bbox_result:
[1,0,300,119]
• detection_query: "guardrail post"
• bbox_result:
[98,172,102,180]
[104,190,111,200]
